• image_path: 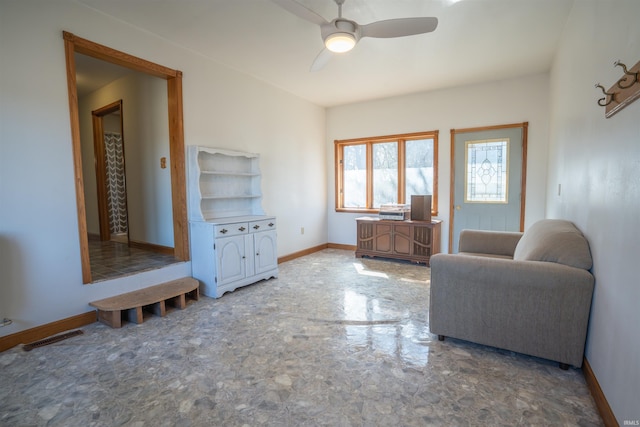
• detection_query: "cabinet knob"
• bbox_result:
[268,223,274,227]
[239,226,246,231]
[256,252,260,256]
[220,228,228,234]
[253,225,260,230]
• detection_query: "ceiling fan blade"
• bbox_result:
[360,17,438,38]
[270,0,328,26]
[310,48,333,72]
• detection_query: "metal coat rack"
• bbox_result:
[595,59,640,118]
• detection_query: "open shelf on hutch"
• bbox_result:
[188,146,265,221]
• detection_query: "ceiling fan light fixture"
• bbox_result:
[325,32,356,53]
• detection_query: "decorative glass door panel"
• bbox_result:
[465,139,509,203]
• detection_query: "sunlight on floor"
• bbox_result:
[353,262,389,278]
[399,277,429,284]
[342,288,430,366]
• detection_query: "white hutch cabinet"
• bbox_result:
[188,146,278,297]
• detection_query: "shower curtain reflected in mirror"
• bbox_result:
[103,132,128,242]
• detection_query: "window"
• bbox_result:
[335,131,438,213]
[464,139,509,203]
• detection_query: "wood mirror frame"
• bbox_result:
[63,31,189,284]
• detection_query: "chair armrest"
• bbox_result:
[458,229,523,257]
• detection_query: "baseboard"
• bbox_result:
[129,240,174,255]
[327,243,357,251]
[583,357,618,427]
[278,243,358,264]
[0,311,97,353]
[278,244,329,263]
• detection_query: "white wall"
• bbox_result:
[548,0,640,423]
[0,0,326,335]
[326,74,550,251]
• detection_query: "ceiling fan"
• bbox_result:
[271,0,438,71]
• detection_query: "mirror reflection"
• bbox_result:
[75,53,179,281]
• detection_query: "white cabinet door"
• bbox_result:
[216,235,246,286]
[254,230,277,275]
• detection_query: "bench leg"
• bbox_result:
[176,294,187,309]
[127,307,143,324]
[152,300,166,317]
[167,293,188,310]
[97,310,122,328]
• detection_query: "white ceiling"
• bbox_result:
[75,0,574,107]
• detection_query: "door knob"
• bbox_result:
[455,205,461,211]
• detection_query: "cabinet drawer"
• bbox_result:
[214,223,249,238]
[249,219,276,233]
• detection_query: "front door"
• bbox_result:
[449,123,528,253]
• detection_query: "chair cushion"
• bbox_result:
[513,219,592,270]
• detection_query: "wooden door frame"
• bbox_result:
[92,100,124,242]
[448,122,528,253]
[63,31,189,284]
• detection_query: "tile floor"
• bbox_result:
[0,249,602,426]
[88,238,179,282]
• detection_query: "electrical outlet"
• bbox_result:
[558,183,562,196]
[301,227,304,235]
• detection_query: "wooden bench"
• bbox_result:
[89,277,200,328]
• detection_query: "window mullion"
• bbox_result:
[398,140,406,204]
[335,144,344,209]
[366,142,373,209]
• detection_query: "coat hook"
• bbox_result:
[614,60,639,89]
[595,83,616,106]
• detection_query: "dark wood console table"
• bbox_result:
[355,217,442,266]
